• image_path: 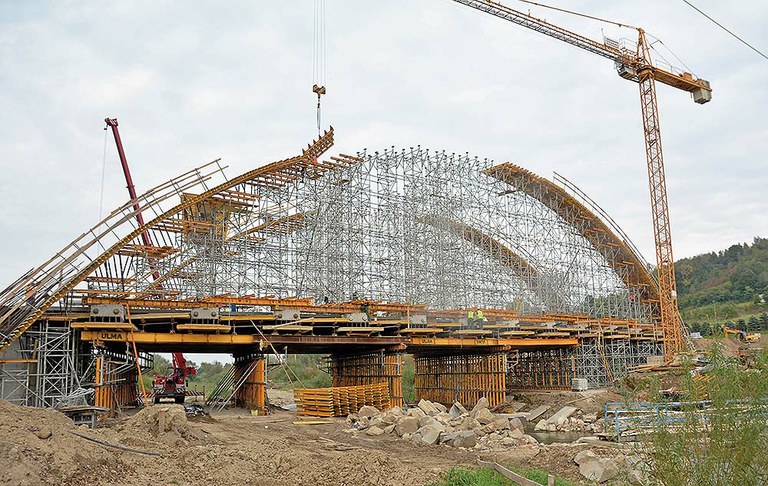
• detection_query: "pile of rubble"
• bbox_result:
[531,405,605,434]
[345,397,540,451]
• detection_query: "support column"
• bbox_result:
[413,350,506,408]
[507,348,574,391]
[329,349,403,408]
[234,355,266,413]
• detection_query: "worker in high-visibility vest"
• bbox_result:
[476,309,485,329]
[467,309,476,329]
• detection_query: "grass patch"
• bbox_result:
[428,468,513,486]
[429,467,575,486]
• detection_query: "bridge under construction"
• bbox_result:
[0,128,675,412]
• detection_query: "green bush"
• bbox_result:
[646,345,768,485]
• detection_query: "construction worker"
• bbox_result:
[476,309,485,330]
[467,309,476,329]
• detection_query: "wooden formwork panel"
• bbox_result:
[294,382,390,417]
[414,352,506,408]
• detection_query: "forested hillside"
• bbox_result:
[676,237,768,335]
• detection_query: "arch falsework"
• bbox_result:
[0,133,661,352]
[0,129,338,352]
[482,163,660,314]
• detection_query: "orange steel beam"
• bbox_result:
[79,330,578,349]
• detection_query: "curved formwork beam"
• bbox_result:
[416,215,541,286]
[0,129,336,353]
[482,163,659,307]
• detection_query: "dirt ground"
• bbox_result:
[0,388,636,486]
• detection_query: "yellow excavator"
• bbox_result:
[722,325,760,343]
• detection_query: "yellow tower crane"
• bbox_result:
[451,0,712,358]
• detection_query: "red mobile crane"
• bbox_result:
[105,118,197,404]
[152,353,197,404]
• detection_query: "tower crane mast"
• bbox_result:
[451,0,712,357]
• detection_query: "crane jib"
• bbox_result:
[453,0,711,101]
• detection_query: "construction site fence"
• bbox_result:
[604,400,768,441]
[294,382,390,417]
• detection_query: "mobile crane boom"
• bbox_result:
[451,0,712,356]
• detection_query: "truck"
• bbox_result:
[152,353,196,404]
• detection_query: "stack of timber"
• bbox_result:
[294,382,390,417]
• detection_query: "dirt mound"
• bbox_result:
[113,404,212,446]
[0,400,129,485]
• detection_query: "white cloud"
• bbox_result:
[1,0,766,289]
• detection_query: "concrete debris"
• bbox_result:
[469,397,489,417]
[547,406,578,424]
[346,397,536,452]
[525,405,550,422]
[449,401,468,418]
[574,450,620,483]
[394,417,420,436]
[474,408,496,425]
[358,405,380,418]
[417,399,439,416]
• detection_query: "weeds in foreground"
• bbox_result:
[646,344,768,485]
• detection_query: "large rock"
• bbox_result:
[380,412,399,425]
[408,407,427,420]
[452,430,478,448]
[526,405,550,422]
[395,416,420,436]
[358,405,381,418]
[433,402,448,413]
[458,416,481,431]
[418,399,439,416]
[534,419,548,431]
[366,425,385,436]
[475,408,497,425]
[580,458,620,483]
[547,406,578,424]
[449,402,468,419]
[509,417,525,432]
[470,397,489,417]
[491,417,511,430]
[508,427,524,439]
[419,425,442,445]
[574,450,598,465]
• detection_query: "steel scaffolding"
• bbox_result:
[1,135,668,405]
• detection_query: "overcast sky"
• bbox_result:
[1,1,766,360]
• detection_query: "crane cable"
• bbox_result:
[312,0,327,136]
[682,0,768,61]
[514,0,638,30]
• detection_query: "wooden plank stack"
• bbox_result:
[294,382,390,417]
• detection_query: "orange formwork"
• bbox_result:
[94,355,141,410]
[414,351,506,408]
[329,351,404,408]
[234,357,266,413]
[294,382,390,417]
